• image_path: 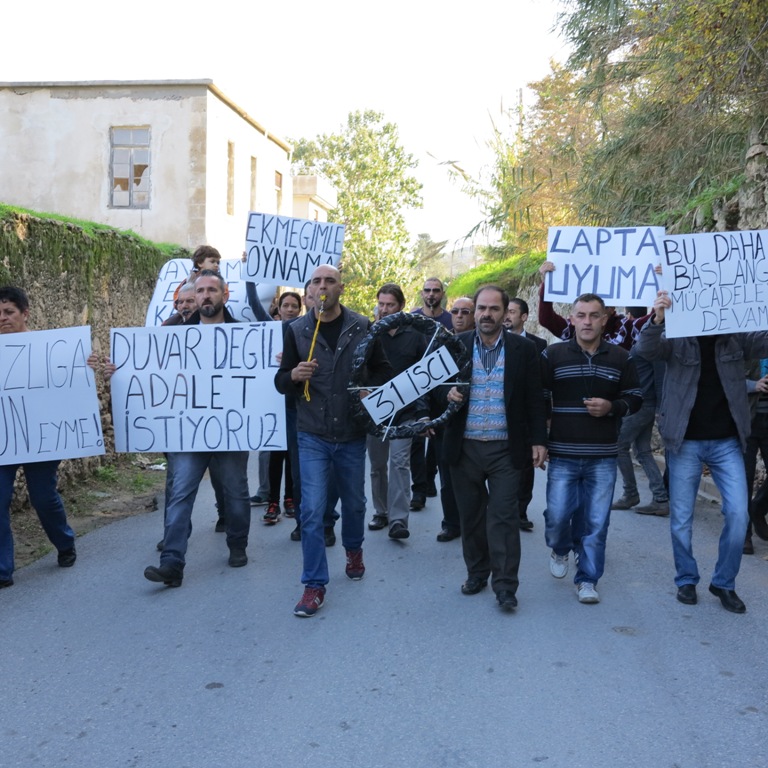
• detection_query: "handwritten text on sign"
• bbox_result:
[0,326,104,465]
[145,258,274,326]
[545,226,664,305]
[362,346,459,425]
[244,212,345,286]
[660,229,768,338]
[110,323,286,452]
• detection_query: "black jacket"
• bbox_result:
[443,330,548,468]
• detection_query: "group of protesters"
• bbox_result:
[2,250,767,619]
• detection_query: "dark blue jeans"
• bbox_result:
[161,451,250,568]
[0,460,75,581]
[545,456,616,585]
[297,433,366,586]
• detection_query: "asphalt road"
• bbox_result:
[3,456,767,768]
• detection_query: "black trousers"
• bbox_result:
[451,440,522,594]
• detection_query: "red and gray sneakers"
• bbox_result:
[345,548,365,580]
[293,586,326,617]
[263,502,281,525]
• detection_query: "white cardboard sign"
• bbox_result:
[362,346,459,425]
[0,326,105,464]
[544,226,664,305]
[110,323,286,452]
[244,212,344,286]
[659,229,768,338]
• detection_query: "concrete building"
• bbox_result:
[0,80,336,255]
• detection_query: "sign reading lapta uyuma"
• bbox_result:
[244,213,345,286]
[544,226,664,305]
[110,324,286,452]
[659,229,768,338]
[0,326,104,464]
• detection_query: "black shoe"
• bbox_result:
[461,577,488,595]
[144,564,183,587]
[228,548,248,567]
[57,547,77,568]
[436,527,460,542]
[368,515,388,530]
[324,526,336,547]
[708,584,746,614]
[409,495,426,511]
[0,577,13,588]
[290,524,301,542]
[389,521,410,539]
[249,494,267,506]
[676,584,697,605]
[497,590,518,611]
[750,510,768,541]
[215,518,227,533]
[156,539,164,552]
[519,516,534,532]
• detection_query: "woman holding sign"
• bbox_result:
[0,287,78,588]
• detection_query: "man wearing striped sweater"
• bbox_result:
[542,293,642,604]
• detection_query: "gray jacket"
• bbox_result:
[635,321,768,453]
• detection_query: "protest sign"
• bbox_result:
[362,346,459,425]
[544,226,664,305]
[145,258,274,326]
[0,326,104,464]
[660,229,768,338]
[244,212,345,286]
[110,323,286,452]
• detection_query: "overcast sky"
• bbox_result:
[2,0,567,249]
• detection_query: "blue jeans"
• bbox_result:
[668,438,748,590]
[161,451,251,568]
[545,456,616,585]
[0,461,75,581]
[297,432,366,586]
[617,406,668,502]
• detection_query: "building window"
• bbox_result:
[250,157,257,210]
[274,170,283,212]
[110,127,150,208]
[227,141,235,216]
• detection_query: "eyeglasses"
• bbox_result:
[450,308,472,315]
[423,288,442,293]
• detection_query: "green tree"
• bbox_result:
[557,0,768,228]
[410,233,448,278]
[292,110,422,312]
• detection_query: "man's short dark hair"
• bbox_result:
[377,283,406,307]
[0,286,29,313]
[625,306,647,319]
[196,269,226,289]
[473,284,510,310]
[423,277,444,290]
[573,293,606,310]
[191,245,222,268]
[509,297,529,316]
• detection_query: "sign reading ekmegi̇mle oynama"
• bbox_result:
[660,229,768,338]
[109,323,286,452]
[544,226,664,305]
[0,326,105,464]
[244,212,345,285]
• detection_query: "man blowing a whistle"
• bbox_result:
[275,265,392,618]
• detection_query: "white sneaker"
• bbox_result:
[549,551,568,579]
[577,582,600,603]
